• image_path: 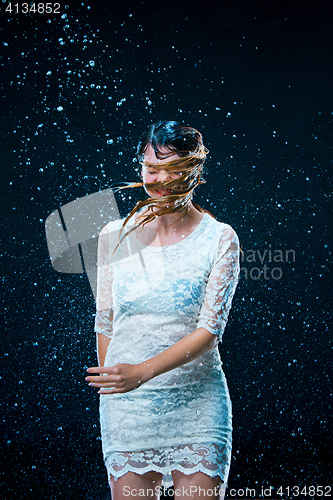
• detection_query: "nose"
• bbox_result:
[156,169,172,182]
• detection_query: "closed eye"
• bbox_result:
[146,169,181,176]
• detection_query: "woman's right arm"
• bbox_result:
[97,333,111,367]
[93,225,115,366]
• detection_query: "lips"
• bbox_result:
[155,189,171,196]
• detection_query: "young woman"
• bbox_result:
[86,121,240,500]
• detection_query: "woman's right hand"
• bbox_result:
[85,362,150,394]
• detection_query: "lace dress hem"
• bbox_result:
[105,442,231,488]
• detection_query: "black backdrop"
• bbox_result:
[1,1,332,498]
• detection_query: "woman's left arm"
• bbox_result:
[86,327,217,394]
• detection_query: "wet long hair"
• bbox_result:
[118,120,213,244]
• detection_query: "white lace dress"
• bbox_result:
[94,213,239,486]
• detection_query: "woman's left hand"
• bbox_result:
[85,363,148,394]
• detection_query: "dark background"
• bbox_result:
[1,0,332,498]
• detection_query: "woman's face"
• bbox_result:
[141,144,182,198]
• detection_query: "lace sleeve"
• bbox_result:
[94,225,114,338]
[197,225,240,341]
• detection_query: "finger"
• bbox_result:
[89,382,121,389]
[89,378,129,389]
[98,387,127,394]
[86,366,118,374]
[87,376,118,385]
[85,375,121,383]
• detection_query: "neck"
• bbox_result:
[151,203,203,231]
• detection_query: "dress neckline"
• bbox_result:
[145,213,208,249]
